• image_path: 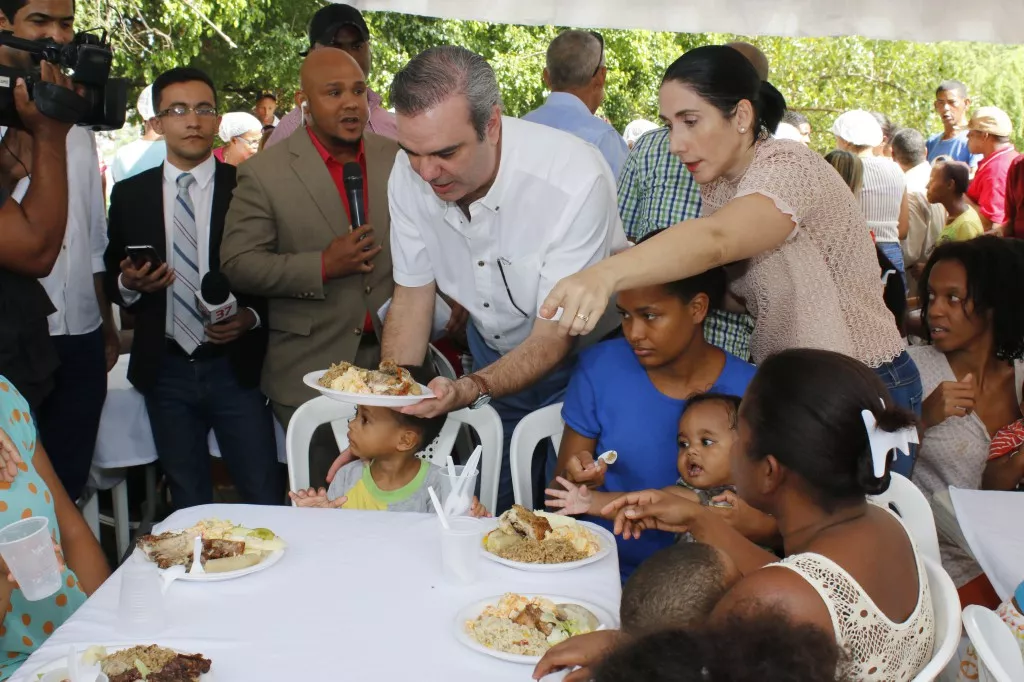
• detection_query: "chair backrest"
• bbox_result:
[509,402,564,509]
[428,343,458,381]
[963,605,1024,682]
[285,397,356,492]
[870,473,941,564]
[912,556,963,681]
[286,397,503,513]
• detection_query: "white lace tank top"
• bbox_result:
[771,510,935,680]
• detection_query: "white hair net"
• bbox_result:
[137,85,155,121]
[623,119,660,146]
[774,121,805,143]
[218,112,263,142]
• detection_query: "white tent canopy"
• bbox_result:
[350,1,1020,45]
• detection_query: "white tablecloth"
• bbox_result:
[94,356,287,473]
[949,487,1024,601]
[10,505,622,682]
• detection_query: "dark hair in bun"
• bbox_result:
[740,349,917,510]
[662,45,787,142]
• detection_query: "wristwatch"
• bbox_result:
[464,373,492,409]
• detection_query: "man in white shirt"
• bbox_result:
[110,85,166,183]
[329,46,626,511]
[104,68,280,509]
[891,128,943,291]
[0,0,118,500]
[522,30,629,177]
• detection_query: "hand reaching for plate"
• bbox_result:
[288,487,348,509]
[545,477,593,515]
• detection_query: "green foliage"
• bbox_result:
[78,1,1024,150]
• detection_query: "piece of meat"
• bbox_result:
[513,604,554,636]
[201,539,244,561]
[507,505,551,541]
[107,670,143,682]
[136,530,200,569]
[147,653,213,681]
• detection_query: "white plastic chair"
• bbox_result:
[285,397,503,513]
[428,343,474,463]
[509,402,564,509]
[912,557,963,682]
[962,605,1024,682]
[870,473,941,564]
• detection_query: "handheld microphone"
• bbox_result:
[195,271,238,325]
[342,162,366,229]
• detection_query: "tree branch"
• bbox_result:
[178,0,238,49]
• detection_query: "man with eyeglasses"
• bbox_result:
[104,67,281,509]
[523,30,629,178]
[265,4,396,148]
[0,0,119,501]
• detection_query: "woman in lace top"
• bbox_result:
[907,236,1024,607]
[539,46,922,460]
[601,349,935,681]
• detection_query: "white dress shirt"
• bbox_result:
[119,155,258,337]
[5,126,107,336]
[388,116,627,354]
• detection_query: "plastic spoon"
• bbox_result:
[446,445,481,516]
[189,536,205,575]
[445,454,458,480]
[428,486,450,530]
[159,564,186,593]
[597,450,618,465]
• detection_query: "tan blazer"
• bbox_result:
[221,129,397,408]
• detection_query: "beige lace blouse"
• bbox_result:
[773,506,935,681]
[700,138,905,367]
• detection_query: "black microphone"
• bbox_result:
[343,162,366,228]
[196,271,238,325]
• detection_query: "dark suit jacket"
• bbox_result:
[104,161,268,393]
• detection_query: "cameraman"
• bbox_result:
[0,0,117,500]
[0,62,73,406]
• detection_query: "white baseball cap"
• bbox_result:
[137,85,155,121]
[830,110,883,147]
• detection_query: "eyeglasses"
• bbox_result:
[157,105,218,118]
[497,258,529,319]
[237,137,261,149]
[590,31,605,77]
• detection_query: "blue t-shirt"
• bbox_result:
[927,131,982,168]
[560,337,757,582]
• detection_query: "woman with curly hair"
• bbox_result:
[909,235,1024,606]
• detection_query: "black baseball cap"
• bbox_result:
[300,4,369,56]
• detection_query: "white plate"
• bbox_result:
[27,645,216,680]
[454,594,617,665]
[481,519,616,572]
[303,370,434,406]
[134,534,286,582]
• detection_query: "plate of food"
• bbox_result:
[27,644,214,681]
[134,518,285,582]
[481,505,614,571]
[455,593,615,664]
[303,360,434,406]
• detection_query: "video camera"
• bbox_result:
[0,29,127,131]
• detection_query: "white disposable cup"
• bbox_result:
[440,517,483,584]
[40,670,109,682]
[438,465,480,516]
[0,516,62,601]
[117,561,165,635]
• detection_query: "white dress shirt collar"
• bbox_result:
[163,153,216,190]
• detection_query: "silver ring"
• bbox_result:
[575,313,590,323]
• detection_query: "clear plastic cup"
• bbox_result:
[40,669,109,682]
[440,517,483,584]
[117,561,165,636]
[0,516,62,601]
[438,465,480,516]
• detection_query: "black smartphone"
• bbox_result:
[125,245,163,269]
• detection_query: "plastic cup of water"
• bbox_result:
[438,465,480,516]
[0,516,62,601]
[440,517,483,584]
[117,561,165,635]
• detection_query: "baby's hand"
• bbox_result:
[288,487,347,509]
[545,476,592,515]
[469,497,492,518]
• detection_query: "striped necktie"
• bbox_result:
[171,172,204,355]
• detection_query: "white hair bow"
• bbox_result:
[860,409,920,478]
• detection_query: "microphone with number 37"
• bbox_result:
[195,271,238,325]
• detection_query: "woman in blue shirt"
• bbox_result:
[554,241,756,581]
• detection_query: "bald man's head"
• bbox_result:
[727,41,769,81]
[298,47,369,149]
